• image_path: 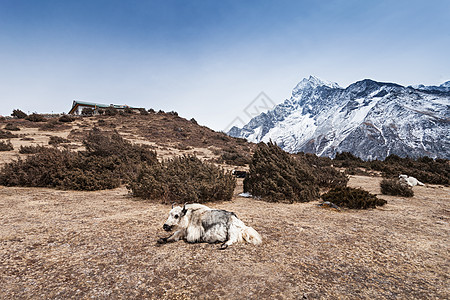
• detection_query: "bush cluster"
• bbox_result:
[0,130,18,139]
[0,129,157,190]
[219,147,252,166]
[243,142,348,203]
[321,187,387,209]
[59,115,74,122]
[380,179,414,197]
[332,152,449,185]
[128,155,236,204]
[369,155,449,185]
[49,136,70,145]
[0,140,13,151]
[4,123,20,131]
[11,109,27,119]
[19,145,47,154]
[244,142,315,202]
[26,113,46,122]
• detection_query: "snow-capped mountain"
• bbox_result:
[228,76,450,160]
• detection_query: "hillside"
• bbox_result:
[0,112,449,298]
[0,112,254,168]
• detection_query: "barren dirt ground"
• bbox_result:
[0,176,449,299]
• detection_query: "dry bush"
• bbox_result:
[59,115,74,122]
[333,151,365,168]
[26,113,46,122]
[243,142,348,203]
[243,141,319,203]
[19,145,47,154]
[0,140,13,151]
[4,123,20,131]
[81,108,94,116]
[0,129,157,191]
[220,148,252,166]
[0,148,121,190]
[11,109,27,119]
[49,136,70,145]
[0,130,18,139]
[369,155,449,185]
[321,187,387,209]
[128,155,236,203]
[380,179,414,197]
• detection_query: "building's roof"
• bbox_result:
[68,100,140,114]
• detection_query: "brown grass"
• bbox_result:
[0,176,448,299]
[0,114,448,299]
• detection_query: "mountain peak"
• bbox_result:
[229,77,450,160]
[292,75,340,95]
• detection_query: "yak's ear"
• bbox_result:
[172,202,176,209]
[180,203,188,217]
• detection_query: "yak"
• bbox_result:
[399,174,425,187]
[158,203,262,249]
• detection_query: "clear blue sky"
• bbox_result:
[1,0,449,130]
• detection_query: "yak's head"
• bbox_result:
[163,204,188,232]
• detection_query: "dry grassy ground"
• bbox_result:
[0,116,449,299]
[0,177,448,299]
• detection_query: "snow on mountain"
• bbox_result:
[228,76,450,160]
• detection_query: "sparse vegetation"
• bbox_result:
[11,109,27,119]
[321,186,387,209]
[26,113,46,122]
[59,114,74,122]
[380,178,414,197]
[19,145,47,154]
[128,155,236,203]
[81,108,94,116]
[0,129,157,191]
[219,147,252,166]
[49,136,70,145]
[0,140,13,151]
[332,152,449,185]
[368,155,449,185]
[103,107,118,116]
[0,130,18,139]
[4,123,20,131]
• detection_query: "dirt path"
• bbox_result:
[0,176,449,299]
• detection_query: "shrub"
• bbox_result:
[220,148,252,166]
[128,155,236,203]
[19,145,46,154]
[333,151,365,168]
[59,114,74,122]
[104,107,119,116]
[12,109,27,119]
[4,123,20,131]
[124,107,134,114]
[138,108,149,115]
[243,141,319,203]
[0,140,13,151]
[26,113,46,122]
[380,179,414,197]
[368,155,449,185]
[49,136,70,145]
[321,187,387,209]
[0,130,18,139]
[0,148,121,190]
[81,108,94,116]
[0,129,157,191]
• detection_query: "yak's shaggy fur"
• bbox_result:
[399,174,425,187]
[158,204,262,249]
